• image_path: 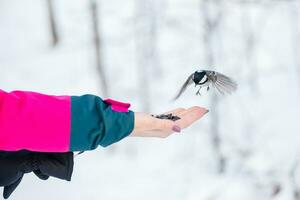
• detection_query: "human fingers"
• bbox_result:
[161,108,186,115]
[175,106,208,129]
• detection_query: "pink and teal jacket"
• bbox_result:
[0,89,134,152]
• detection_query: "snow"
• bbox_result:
[1,0,300,199]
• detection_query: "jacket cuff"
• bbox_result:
[70,95,134,151]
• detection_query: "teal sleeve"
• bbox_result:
[70,95,135,151]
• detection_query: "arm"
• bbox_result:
[0,90,134,152]
[0,89,208,152]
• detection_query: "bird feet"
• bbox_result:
[196,87,202,96]
[196,86,210,96]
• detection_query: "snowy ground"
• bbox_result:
[1,0,300,199]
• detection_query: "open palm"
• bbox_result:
[130,107,209,138]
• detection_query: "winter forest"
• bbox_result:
[1,0,300,199]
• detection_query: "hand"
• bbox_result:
[130,106,209,138]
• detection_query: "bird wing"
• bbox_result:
[213,72,238,95]
[173,73,194,100]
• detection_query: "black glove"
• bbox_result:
[0,150,74,199]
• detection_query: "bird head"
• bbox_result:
[193,70,207,85]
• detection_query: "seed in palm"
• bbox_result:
[152,114,181,121]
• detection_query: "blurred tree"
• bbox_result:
[242,8,259,94]
[90,0,108,97]
[46,0,59,46]
[241,3,273,95]
[289,5,300,92]
[290,159,300,200]
[135,0,162,112]
[200,0,226,174]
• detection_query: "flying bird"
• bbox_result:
[173,70,238,100]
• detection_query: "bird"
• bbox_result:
[173,70,238,100]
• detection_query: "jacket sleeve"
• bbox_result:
[70,95,135,151]
[0,89,134,152]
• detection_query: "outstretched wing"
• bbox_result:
[173,73,194,100]
[212,72,238,95]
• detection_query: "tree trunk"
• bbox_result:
[242,10,259,94]
[289,6,300,92]
[90,0,108,97]
[47,0,59,47]
[134,0,156,112]
[200,0,225,174]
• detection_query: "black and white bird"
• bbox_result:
[173,70,238,100]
